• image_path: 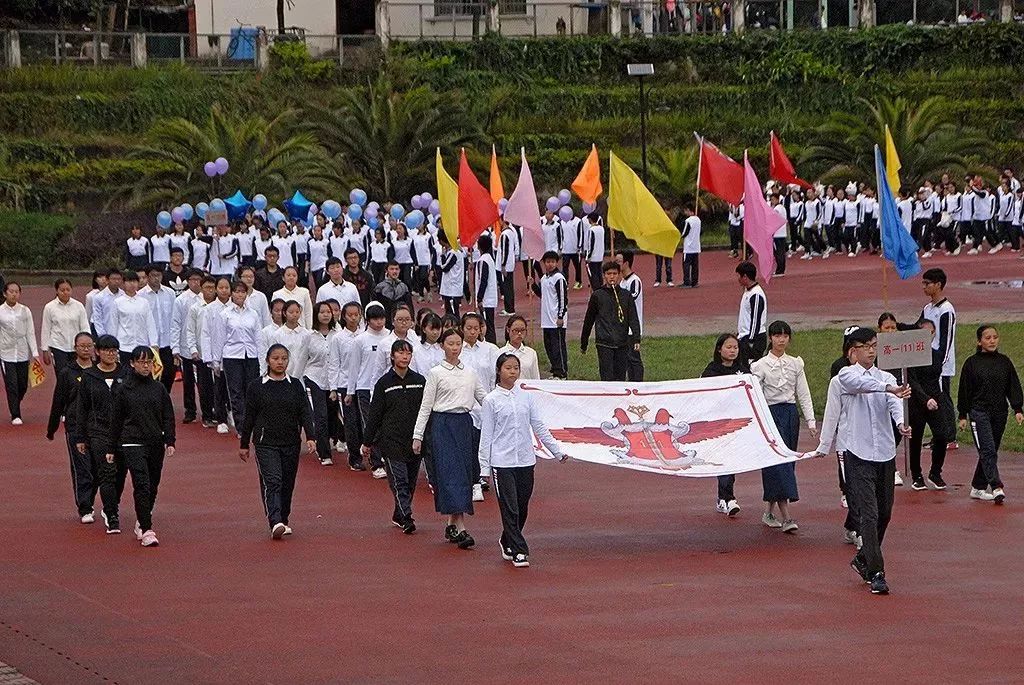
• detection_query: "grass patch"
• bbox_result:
[0,211,75,269]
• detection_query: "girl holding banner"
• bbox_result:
[702,333,748,518]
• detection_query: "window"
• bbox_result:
[499,0,527,14]
[434,0,480,16]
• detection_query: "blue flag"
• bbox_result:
[874,146,920,280]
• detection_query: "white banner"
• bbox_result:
[520,376,805,477]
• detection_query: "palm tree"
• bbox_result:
[649,145,716,211]
[0,143,25,211]
[307,78,483,202]
[800,96,993,191]
[114,105,335,209]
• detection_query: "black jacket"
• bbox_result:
[46,361,91,440]
[363,368,425,462]
[957,349,1024,419]
[109,372,176,448]
[75,364,127,449]
[580,285,640,352]
[239,375,314,449]
[343,267,376,307]
[254,266,285,302]
[701,360,748,378]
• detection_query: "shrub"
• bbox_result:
[0,212,75,269]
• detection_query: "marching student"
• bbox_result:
[252,224,273,270]
[680,206,701,288]
[479,352,569,567]
[271,301,310,380]
[801,188,826,259]
[391,223,415,290]
[411,222,436,302]
[293,222,310,284]
[300,302,336,466]
[414,311,445,375]
[822,186,840,257]
[306,223,331,288]
[150,224,171,268]
[171,270,202,424]
[90,268,124,337]
[316,257,361,309]
[140,264,177,392]
[583,214,605,291]
[271,220,297,270]
[497,315,540,380]
[273,266,314,330]
[361,339,426,534]
[532,251,569,379]
[995,179,1014,254]
[969,181,993,253]
[558,211,584,290]
[616,250,645,382]
[199,277,233,432]
[786,188,805,255]
[46,331,96,522]
[460,312,499,501]
[107,346,175,548]
[205,280,262,435]
[369,303,422,387]
[168,224,192,266]
[859,187,878,254]
[727,203,744,258]
[162,248,189,295]
[750,320,816,534]
[186,276,220,427]
[345,301,392,478]
[75,334,128,534]
[235,221,256,269]
[941,182,963,255]
[412,327,487,550]
[906,319,954,491]
[237,266,271,329]
[330,301,363,467]
[475,234,499,344]
[211,224,240,278]
[108,271,157,367]
[958,325,1024,504]
[84,271,107,336]
[342,247,376,308]
[438,238,467,318]
[254,246,285,302]
[190,225,212,272]
[368,227,394,285]
[124,225,151,271]
[770,194,788,275]
[239,343,316,540]
[920,268,957,409]
[372,261,414,327]
[40,278,90,374]
[541,209,561,269]
[701,333,748,517]
[736,261,767,366]
[258,298,285,374]
[498,224,520,315]
[580,261,641,382]
[911,188,932,253]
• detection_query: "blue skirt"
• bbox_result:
[430,411,475,515]
[762,402,800,503]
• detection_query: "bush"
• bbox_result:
[0,212,75,269]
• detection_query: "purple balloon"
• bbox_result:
[498,198,509,213]
[170,207,184,223]
[214,157,229,175]
[558,205,574,222]
[204,161,217,178]
[366,201,380,211]
[420,192,433,205]
[365,205,379,219]
[411,195,424,210]
[582,201,597,214]
[545,196,560,213]
[428,199,441,217]
[558,188,571,205]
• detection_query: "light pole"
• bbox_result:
[627,63,654,183]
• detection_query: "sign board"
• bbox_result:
[204,209,229,226]
[876,330,933,370]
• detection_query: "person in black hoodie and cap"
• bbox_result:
[580,260,640,382]
[107,345,175,548]
[75,334,129,534]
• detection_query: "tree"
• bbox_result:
[307,78,484,202]
[0,143,25,211]
[800,96,993,190]
[649,145,715,212]
[114,105,335,210]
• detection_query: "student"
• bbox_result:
[254,246,285,302]
[615,250,645,382]
[920,268,957,405]
[211,224,240,278]
[293,221,310,284]
[182,275,217,427]
[345,302,392,477]
[368,228,394,285]
[189,225,212,272]
[362,339,426,534]
[239,343,316,539]
[414,311,445,376]
[727,203,744,259]
[701,333,747,517]
[342,248,376,308]
[438,239,467,318]
[906,319,955,491]
[541,209,560,267]
[301,302,337,466]
[139,264,177,392]
[271,220,297,270]
[205,280,261,435]
[583,215,605,291]
[168,224,192,266]
[532,251,569,379]
[107,346,175,548]
[498,224,520,315]
[958,325,1024,504]
[84,271,107,335]
[581,261,641,382]
[149,224,171,268]
[801,189,825,259]
[46,332,96,522]
[679,206,701,288]
[460,312,500,501]
[479,352,569,567]
[124,225,151,271]
[497,315,540,380]
[369,303,422,387]
[40,278,90,374]
[411,223,436,302]
[750,320,815,533]
[110,271,157,366]
[253,225,273,271]
[200,277,233,433]
[391,223,415,289]
[475,234,499,344]
[258,298,285,374]
[90,268,124,337]
[558,211,584,289]
[271,302,310,380]
[330,301,364,467]
[842,189,861,257]
[316,257,361,309]
[306,224,331,288]
[273,266,314,330]
[162,248,189,296]
[770,194,789,275]
[786,188,805,255]
[372,261,414,326]
[412,327,487,550]
[236,266,270,330]
[2,281,45,418]
[736,261,767,367]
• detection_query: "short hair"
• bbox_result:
[393,303,413,319]
[847,326,877,346]
[365,302,386,320]
[53,277,72,290]
[601,260,620,273]
[145,263,163,275]
[922,268,946,288]
[130,345,155,362]
[264,246,280,255]
[95,334,119,350]
[186,269,203,280]
[341,301,362,318]
[283,300,303,311]
[201,275,217,287]
[387,260,400,268]
[767,320,792,337]
[343,248,359,259]
[269,297,287,310]
[74,331,95,346]
[283,266,299,277]
[326,257,343,268]
[616,249,634,267]
[439,327,464,346]
[542,251,560,262]
[736,261,757,280]
[235,265,255,278]
[107,267,123,278]
[123,271,140,282]
[477,233,493,254]
[266,343,289,362]
[494,351,521,384]
[391,339,414,356]
[231,280,249,294]
[877,312,898,329]
[169,247,184,255]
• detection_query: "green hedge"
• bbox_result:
[0,212,75,269]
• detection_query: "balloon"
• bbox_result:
[411,194,424,210]
[428,199,441,217]
[210,198,226,212]
[349,188,368,207]
[214,157,229,175]
[195,202,209,219]
[582,201,596,214]
[157,211,172,229]
[390,204,405,221]
[348,204,363,221]
[558,205,574,222]
[546,196,560,212]
[365,205,379,219]
[252,194,268,211]
[558,188,571,205]
[405,210,425,230]
[420,192,433,205]
[268,208,286,226]
[367,216,381,230]
[367,201,380,211]
[204,161,217,178]
[180,203,194,221]
[170,207,184,224]
[498,198,509,213]
[322,200,342,220]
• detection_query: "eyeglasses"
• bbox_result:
[508,327,527,334]
[133,359,154,366]
[852,343,878,350]
[75,343,95,350]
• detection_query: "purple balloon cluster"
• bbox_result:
[546,188,576,222]
[203,157,230,178]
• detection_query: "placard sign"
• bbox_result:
[204,209,229,226]
[876,330,934,370]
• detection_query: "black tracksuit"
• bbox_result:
[240,376,315,528]
[580,285,640,382]
[363,368,426,525]
[957,349,1024,490]
[75,364,129,522]
[701,360,748,503]
[47,361,95,516]
[109,371,176,532]
[906,349,955,482]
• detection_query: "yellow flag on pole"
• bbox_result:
[607,151,681,258]
[884,125,902,197]
[435,148,460,247]
[28,358,46,388]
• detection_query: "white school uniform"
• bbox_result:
[40,297,89,353]
[110,293,158,352]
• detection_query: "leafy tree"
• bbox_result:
[0,144,26,211]
[649,145,717,212]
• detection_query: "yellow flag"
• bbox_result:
[151,347,163,380]
[28,358,46,389]
[884,125,902,197]
[607,151,681,258]
[435,148,460,248]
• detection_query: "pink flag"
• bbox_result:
[742,151,783,284]
[503,147,544,260]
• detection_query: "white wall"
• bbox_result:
[386,3,592,39]
[193,0,337,38]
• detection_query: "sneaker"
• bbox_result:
[715,499,729,515]
[781,519,799,534]
[844,529,859,545]
[391,517,405,528]
[851,554,870,583]
[479,477,490,492]
[572,282,582,290]
[993,487,1006,504]
[727,500,740,517]
[472,483,484,502]
[911,477,927,491]
[666,281,675,287]
[796,245,806,253]
[216,423,229,434]
[841,495,848,509]
[12,417,23,425]
[921,251,933,259]
[822,250,831,259]
[140,530,159,547]
[202,420,217,428]
[870,572,890,595]
[970,488,995,501]
[952,246,962,256]
[762,512,782,528]
[183,415,196,424]
[445,524,458,543]
[927,473,946,490]
[349,462,366,471]
[320,457,334,466]
[499,541,513,561]
[847,251,855,258]
[134,521,143,540]
[271,522,286,539]
[652,281,661,288]
[454,530,475,549]
[800,253,812,260]
[105,516,121,535]
[402,519,416,535]
[499,310,513,317]
[989,243,1004,254]
[80,511,95,524]
[371,467,387,479]
[894,471,904,487]
[968,248,979,255]
[512,553,530,568]
[283,526,293,536]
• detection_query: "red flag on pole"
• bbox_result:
[696,134,744,206]
[458,149,499,249]
[769,131,813,190]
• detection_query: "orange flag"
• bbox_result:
[571,143,603,205]
[489,145,504,235]
[458,149,499,249]
[29,358,46,389]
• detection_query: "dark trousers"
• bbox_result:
[499,271,516,313]
[341,388,362,466]
[826,220,842,251]
[370,262,386,285]
[627,348,644,382]
[356,390,384,469]
[442,296,461,319]
[908,407,948,480]
[194,358,218,423]
[304,378,331,461]
[969,409,1006,490]
[67,434,98,515]
[971,219,987,247]
[157,346,175,393]
[682,252,699,287]
[587,262,602,290]
[384,456,422,523]
[838,452,858,533]
[773,237,787,275]
[1008,224,1022,251]
[180,357,197,420]
[327,393,343,442]
[223,357,259,430]
[122,443,165,532]
[788,220,803,252]
[717,474,735,502]
[846,452,895,577]
[655,255,673,282]
[494,465,535,556]
[728,223,743,254]
[90,444,127,521]
[542,328,568,379]
[739,333,767,367]
[806,226,826,254]
[50,348,75,376]
[987,221,1005,248]
[562,253,582,286]
[1,359,29,420]
[296,255,308,285]
[413,265,430,296]
[481,306,497,344]
[596,345,629,382]
[254,443,300,527]
[843,224,859,252]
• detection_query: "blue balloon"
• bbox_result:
[367,216,381,230]
[348,204,363,221]
[252,194,268,211]
[195,202,209,219]
[210,198,226,212]
[268,208,286,227]
[180,203,194,221]
[390,204,405,221]
[156,211,172,229]
[349,188,368,207]
[405,209,425,231]
[322,200,342,220]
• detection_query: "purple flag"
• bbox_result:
[742,152,784,284]
[503,148,544,261]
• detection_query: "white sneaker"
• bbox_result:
[970,488,995,501]
[283,526,293,536]
[80,511,95,524]
[134,521,143,540]
[512,553,530,568]
[894,471,904,487]
[989,243,1003,254]
[840,494,848,509]
[472,483,484,502]
[11,417,23,425]
[968,248,979,255]
[666,281,675,287]
[781,519,799,534]
[847,252,855,258]
[953,246,962,255]
[371,467,387,479]
[652,281,660,288]
[726,499,740,516]
[216,423,229,434]
[822,250,831,259]
[715,499,728,515]
[796,245,806,253]
[140,530,159,547]
[271,522,287,539]
[762,512,782,528]
[921,251,933,259]
[844,529,859,545]
[320,457,334,466]
[992,487,1006,504]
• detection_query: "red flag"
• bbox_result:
[769,131,813,190]
[697,135,744,206]
[458,149,499,249]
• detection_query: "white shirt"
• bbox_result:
[316,279,360,308]
[346,327,392,393]
[139,284,177,349]
[738,285,767,340]
[922,298,957,377]
[542,218,560,253]
[91,287,124,336]
[392,237,414,265]
[816,364,903,462]
[584,221,605,263]
[559,218,581,254]
[206,303,261,365]
[307,237,330,272]
[772,204,788,238]
[439,249,466,298]
[272,324,311,379]
[478,385,564,475]
[0,302,38,362]
[413,341,445,376]
[110,293,158,352]
[85,288,100,323]
[245,290,271,329]
[186,298,216,358]
[412,360,487,440]
[369,331,422,393]
[682,215,701,254]
[328,327,361,390]
[497,343,541,380]
[750,352,815,427]
[150,234,171,263]
[172,290,201,356]
[475,254,499,308]
[271,235,296,269]
[273,286,314,330]
[125,236,149,258]
[41,297,89,352]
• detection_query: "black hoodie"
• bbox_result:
[75,364,127,450]
[46,361,91,441]
[109,371,176,448]
[957,348,1024,419]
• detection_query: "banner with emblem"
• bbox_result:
[28,358,46,389]
[520,376,805,477]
